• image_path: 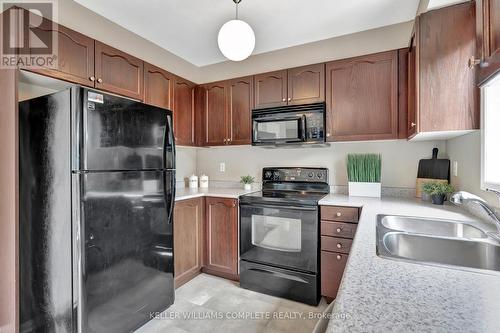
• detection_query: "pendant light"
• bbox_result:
[217,0,255,61]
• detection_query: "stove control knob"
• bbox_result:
[273,171,280,180]
[264,171,272,179]
[317,173,323,179]
[308,172,314,178]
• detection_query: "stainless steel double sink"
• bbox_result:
[376,215,500,273]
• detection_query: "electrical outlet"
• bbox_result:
[219,162,226,173]
[452,161,458,177]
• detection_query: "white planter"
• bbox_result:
[348,182,381,198]
[244,184,252,190]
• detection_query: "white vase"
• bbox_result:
[244,184,252,190]
[348,182,381,197]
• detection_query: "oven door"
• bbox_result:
[252,115,306,145]
[240,202,318,273]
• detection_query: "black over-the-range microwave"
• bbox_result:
[251,102,326,146]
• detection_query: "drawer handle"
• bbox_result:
[336,243,342,249]
[336,228,342,233]
[336,212,342,217]
[336,254,342,260]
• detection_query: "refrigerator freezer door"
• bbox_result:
[19,90,73,333]
[80,89,175,171]
[75,170,175,333]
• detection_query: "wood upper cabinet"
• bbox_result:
[228,76,253,145]
[325,50,398,141]
[409,3,478,138]
[398,48,409,139]
[254,70,288,108]
[287,63,325,105]
[174,197,204,288]
[203,81,228,146]
[143,62,174,110]
[26,16,95,87]
[94,41,144,100]
[476,0,500,84]
[203,197,238,280]
[173,77,196,146]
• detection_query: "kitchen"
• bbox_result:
[1,0,500,332]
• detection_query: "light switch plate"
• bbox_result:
[452,161,458,177]
[219,162,226,173]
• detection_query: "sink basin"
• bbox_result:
[376,215,500,273]
[379,215,487,238]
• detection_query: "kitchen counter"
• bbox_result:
[319,194,500,333]
[175,187,257,201]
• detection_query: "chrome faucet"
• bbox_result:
[450,190,500,242]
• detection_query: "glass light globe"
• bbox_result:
[218,19,255,61]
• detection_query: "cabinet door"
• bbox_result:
[287,64,325,105]
[477,0,500,83]
[398,48,409,139]
[326,50,398,141]
[143,62,174,110]
[94,41,144,100]
[204,197,238,279]
[321,251,348,298]
[228,76,253,145]
[174,198,204,288]
[254,70,288,109]
[173,77,195,146]
[419,3,478,132]
[407,26,418,138]
[27,16,94,87]
[203,82,228,146]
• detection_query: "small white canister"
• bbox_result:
[199,174,209,188]
[188,174,198,188]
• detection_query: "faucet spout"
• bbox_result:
[450,191,500,242]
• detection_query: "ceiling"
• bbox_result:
[75,0,420,67]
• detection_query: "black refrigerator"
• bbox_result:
[19,87,176,333]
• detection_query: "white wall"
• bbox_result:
[446,132,499,207]
[195,140,446,189]
[176,147,197,183]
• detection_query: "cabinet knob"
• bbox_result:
[336,243,342,249]
[468,56,481,69]
[336,212,342,217]
[223,138,227,143]
[97,78,103,83]
[288,97,291,101]
[410,122,416,128]
[336,254,342,260]
[326,133,331,137]
[89,76,95,82]
[282,98,286,102]
[336,228,342,233]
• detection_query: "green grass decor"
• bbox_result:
[347,154,381,183]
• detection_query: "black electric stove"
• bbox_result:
[239,167,329,305]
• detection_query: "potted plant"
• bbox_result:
[422,181,454,205]
[347,154,382,197]
[240,175,255,190]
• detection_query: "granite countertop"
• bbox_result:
[175,187,257,201]
[319,194,500,332]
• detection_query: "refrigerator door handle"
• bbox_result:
[165,114,176,170]
[71,173,83,333]
[165,171,176,225]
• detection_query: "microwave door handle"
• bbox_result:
[301,115,307,141]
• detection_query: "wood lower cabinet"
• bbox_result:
[476,0,500,84]
[173,77,196,146]
[143,62,174,110]
[287,63,325,105]
[254,70,288,109]
[325,50,398,142]
[203,197,239,280]
[94,41,144,100]
[320,205,360,300]
[174,198,204,288]
[408,3,478,138]
[228,76,253,145]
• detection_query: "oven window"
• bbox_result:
[255,120,299,140]
[251,215,301,252]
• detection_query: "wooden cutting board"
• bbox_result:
[416,178,448,198]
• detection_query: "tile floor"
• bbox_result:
[136,273,329,333]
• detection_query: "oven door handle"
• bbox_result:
[240,203,318,211]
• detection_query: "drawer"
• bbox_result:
[321,221,357,239]
[320,251,348,298]
[321,206,359,223]
[321,236,352,254]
